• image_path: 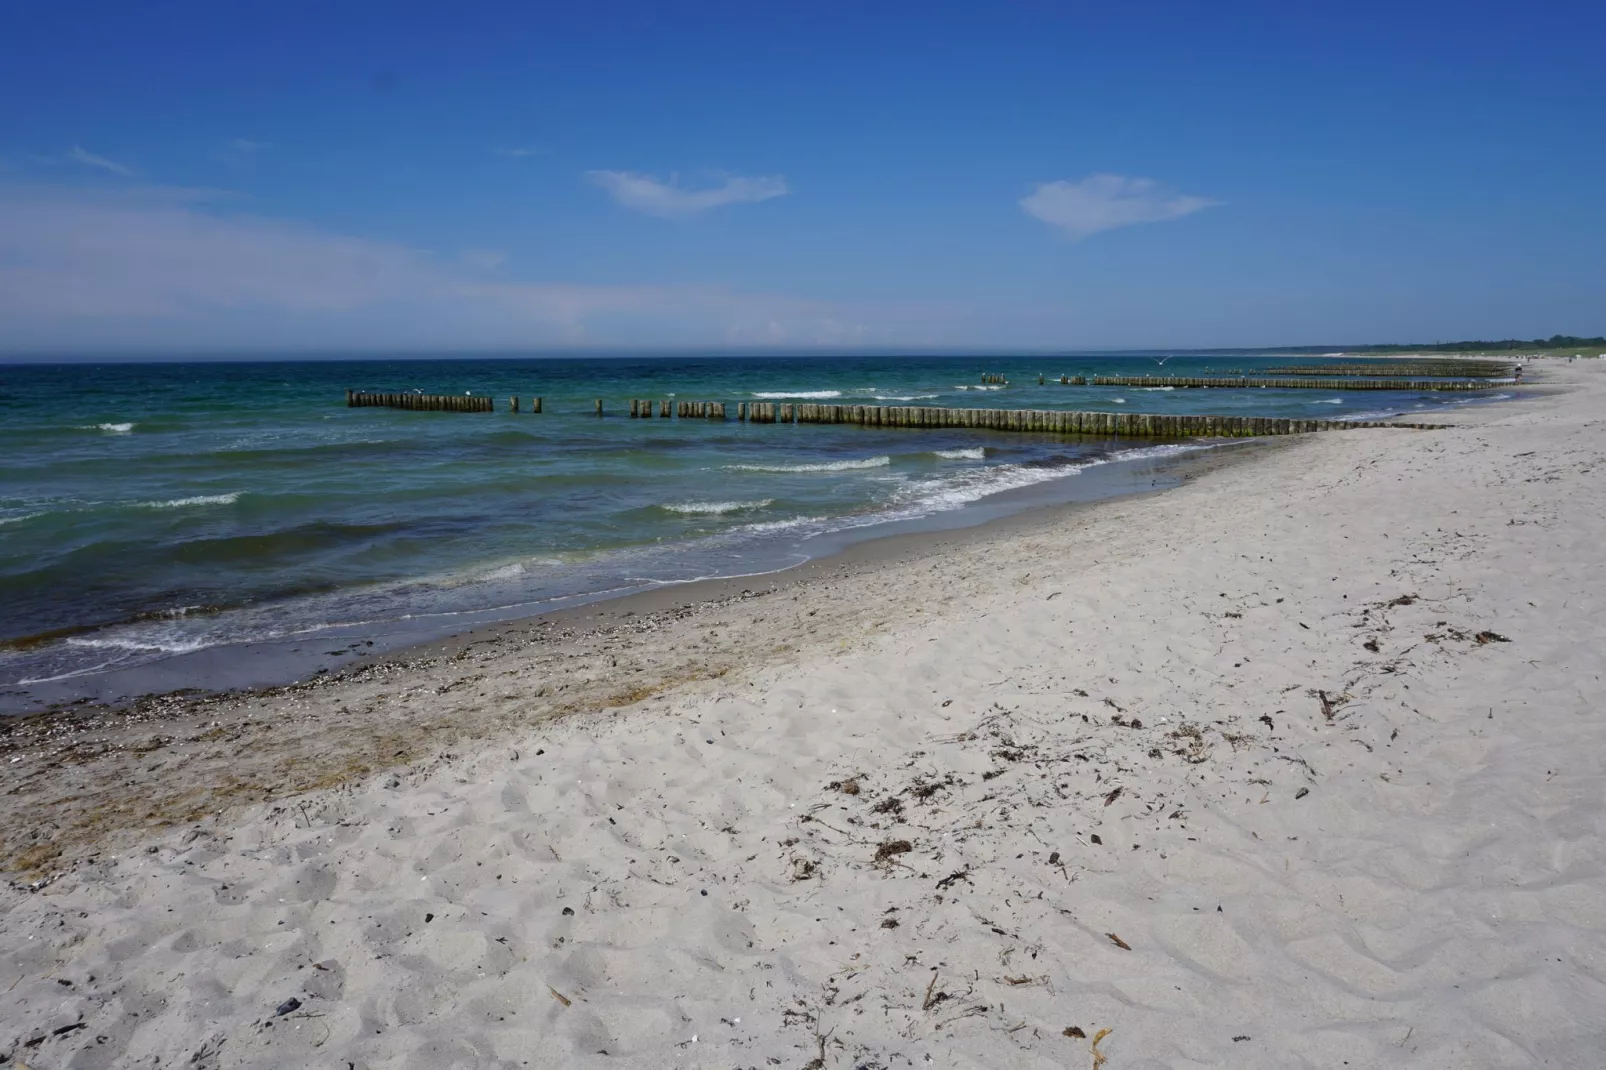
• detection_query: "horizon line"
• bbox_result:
[0,342,1571,365]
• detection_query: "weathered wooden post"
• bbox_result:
[510,396,520,413]
[595,399,603,417]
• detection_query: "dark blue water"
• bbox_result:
[0,353,1508,697]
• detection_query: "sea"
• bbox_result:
[0,353,1509,710]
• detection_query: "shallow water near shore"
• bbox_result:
[0,353,1505,708]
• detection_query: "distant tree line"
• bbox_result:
[1341,335,1606,353]
[1266,335,1606,354]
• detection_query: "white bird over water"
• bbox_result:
[1151,355,1173,366]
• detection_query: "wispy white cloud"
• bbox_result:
[459,248,508,271]
[1020,173,1218,239]
[586,170,788,218]
[228,138,268,154]
[67,145,136,178]
[494,146,542,158]
[0,184,931,350]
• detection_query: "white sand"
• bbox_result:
[3,365,1604,1068]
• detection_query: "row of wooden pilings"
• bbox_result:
[1265,364,1517,378]
[749,403,1440,436]
[346,390,496,412]
[346,393,1442,436]
[628,400,729,418]
[1086,375,1496,392]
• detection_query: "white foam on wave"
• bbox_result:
[16,658,127,685]
[1135,386,1175,391]
[955,384,1005,391]
[751,390,842,399]
[1336,409,1406,422]
[933,448,986,460]
[660,499,775,515]
[873,394,941,402]
[892,464,1076,514]
[136,492,241,509]
[727,456,891,473]
[1113,398,1127,404]
[737,514,830,535]
[62,633,211,655]
[918,442,1213,512]
[92,422,135,433]
[0,512,43,526]
[814,442,1221,536]
[1104,442,1216,465]
[1312,398,1345,405]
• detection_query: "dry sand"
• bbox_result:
[2,363,1603,1068]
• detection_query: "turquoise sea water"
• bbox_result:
[0,354,1508,702]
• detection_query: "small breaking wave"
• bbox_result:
[751,390,842,400]
[61,633,212,655]
[933,448,986,460]
[80,422,134,433]
[873,394,941,402]
[1135,387,1175,392]
[1311,398,1345,405]
[727,456,891,474]
[736,514,829,535]
[136,492,241,509]
[955,384,1005,391]
[660,499,775,515]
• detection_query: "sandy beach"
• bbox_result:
[3,361,1602,1068]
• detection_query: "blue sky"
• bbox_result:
[1,1,1601,352]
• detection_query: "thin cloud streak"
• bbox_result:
[586,170,788,218]
[1020,173,1218,239]
[67,146,136,177]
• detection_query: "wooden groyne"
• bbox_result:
[680,401,726,418]
[627,400,728,418]
[1265,364,1516,378]
[346,390,493,411]
[345,393,1444,437]
[777,403,1439,436]
[1087,375,1495,392]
